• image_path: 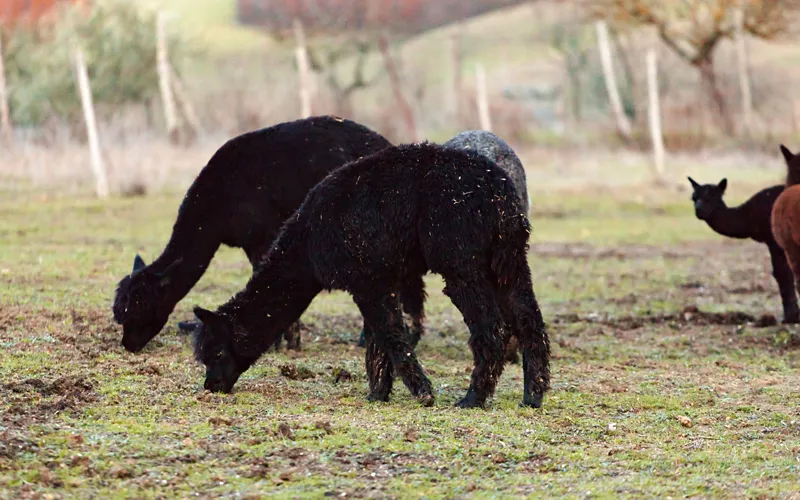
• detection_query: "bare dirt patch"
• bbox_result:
[552,305,777,331]
[2,375,99,425]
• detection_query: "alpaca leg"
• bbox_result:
[356,275,426,348]
[400,274,427,349]
[782,241,800,299]
[768,243,800,324]
[496,272,550,408]
[353,292,434,406]
[442,278,507,409]
[362,323,394,402]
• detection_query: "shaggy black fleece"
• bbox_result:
[113,115,414,353]
[193,142,550,409]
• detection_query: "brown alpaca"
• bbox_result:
[770,145,800,284]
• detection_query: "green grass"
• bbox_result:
[1,184,799,497]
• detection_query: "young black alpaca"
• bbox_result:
[355,130,531,356]
[688,175,800,323]
[113,116,427,353]
[192,143,550,409]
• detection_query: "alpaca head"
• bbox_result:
[688,176,727,221]
[113,254,181,353]
[780,145,800,186]
[192,306,257,393]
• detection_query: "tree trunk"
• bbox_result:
[377,34,417,141]
[695,57,733,136]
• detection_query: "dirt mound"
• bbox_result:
[279,364,316,381]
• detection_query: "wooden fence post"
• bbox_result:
[475,63,491,132]
[74,49,109,198]
[157,11,179,142]
[0,33,11,140]
[293,19,312,118]
[595,20,632,140]
[734,7,753,135]
[646,49,665,182]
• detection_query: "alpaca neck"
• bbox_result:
[222,231,321,356]
[151,192,222,304]
[705,203,750,239]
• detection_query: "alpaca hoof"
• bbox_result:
[418,393,435,407]
[521,392,543,409]
[357,329,366,348]
[455,390,484,409]
[367,391,390,403]
[782,314,800,324]
[177,321,199,333]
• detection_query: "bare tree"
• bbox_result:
[306,37,382,117]
[589,0,800,135]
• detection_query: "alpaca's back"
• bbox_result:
[740,185,785,243]
[288,142,527,289]
[170,116,392,258]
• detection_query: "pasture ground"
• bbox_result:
[1,178,799,498]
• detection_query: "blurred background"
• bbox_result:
[2,0,799,195]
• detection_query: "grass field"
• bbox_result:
[2,177,799,498]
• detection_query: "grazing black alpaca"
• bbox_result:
[113,116,426,353]
[688,175,800,323]
[355,130,532,355]
[192,143,550,409]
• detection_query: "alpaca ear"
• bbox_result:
[687,176,700,190]
[718,178,727,193]
[156,258,183,287]
[132,254,146,273]
[193,306,219,326]
[780,144,794,164]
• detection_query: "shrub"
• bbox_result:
[3,1,195,127]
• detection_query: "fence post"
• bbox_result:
[74,49,109,198]
[734,7,753,135]
[293,18,312,118]
[0,32,11,140]
[595,20,632,140]
[475,63,492,132]
[157,11,179,142]
[646,49,665,182]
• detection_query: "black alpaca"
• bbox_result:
[688,176,799,323]
[192,143,550,409]
[355,129,532,356]
[113,116,426,352]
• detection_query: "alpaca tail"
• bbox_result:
[490,210,551,398]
